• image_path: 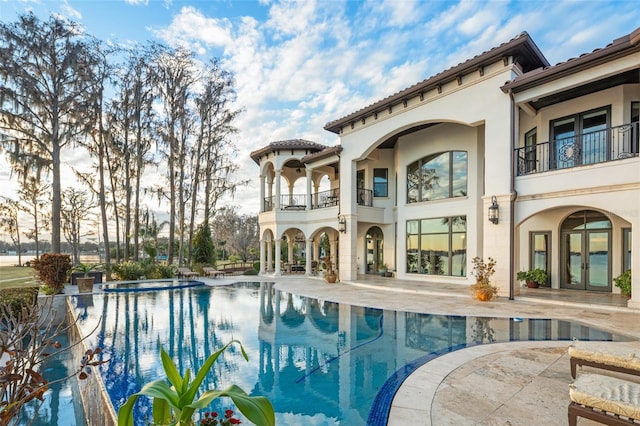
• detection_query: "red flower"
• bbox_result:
[229,419,242,425]
[224,409,234,418]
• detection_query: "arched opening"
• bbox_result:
[365,226,384,274]
[560,210,611,291]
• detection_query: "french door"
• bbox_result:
[561,229,611,291]
[560,210,611,291]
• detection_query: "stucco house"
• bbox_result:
[251,28,639,307]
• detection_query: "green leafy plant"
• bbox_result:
[31,253,71,294]
[112,261,147,281]
[72,262,103,277]
[118,340,275,426]
[516,268,548,286]
[613,269,631,297]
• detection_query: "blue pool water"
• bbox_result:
[72,282,629,425]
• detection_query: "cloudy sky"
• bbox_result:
[1,0,639,224]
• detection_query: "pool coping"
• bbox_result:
[386,340,571,425]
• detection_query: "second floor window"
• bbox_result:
[373,168,388,197]
[407,151,467,203]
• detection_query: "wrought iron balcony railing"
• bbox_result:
[357,188,373,206]
[515,122,639,176]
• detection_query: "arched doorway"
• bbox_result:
[560,210,611,291]
[365,227,384,274]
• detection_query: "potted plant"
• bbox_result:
[613,269,631,297]
[323,257,337,283]
[379,263,388,277]
[469,256,498,301]
[517,268,548,288]
[72,263,102,293]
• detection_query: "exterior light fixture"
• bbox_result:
[338,215,347,233]
[488,196,499,224]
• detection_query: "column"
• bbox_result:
[305,238,313,277]
[259,175,265,212]
[259,239,266,274]
[306,168,312,210]
[274,239,282,275]
[274,169,281,210]
[267,240,273,272]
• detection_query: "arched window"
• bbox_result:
[407,151,467,203]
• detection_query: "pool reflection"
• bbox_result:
[73,282,627,426]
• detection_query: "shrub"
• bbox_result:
[145,263,177,279]
[253,261,260,271]
[243,269,258,276]
[31,253,71,294]
[112,261,146,281]
[0,287,39,319]
[614,270,631,297]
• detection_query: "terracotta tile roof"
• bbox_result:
[249,139,328,164]
[324,31,549,134]
[301,145,342,163]
[502,27,640,93]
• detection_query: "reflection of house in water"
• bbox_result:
[252,283,622,422]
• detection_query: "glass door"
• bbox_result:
[561,231,583,289]
[586,231,610,291]
[530,232,550,285]
[561,230,611,291]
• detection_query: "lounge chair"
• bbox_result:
[568,340,640,379]
[177,267,198,278]
[203,267,225,278]
[569,372,640,425]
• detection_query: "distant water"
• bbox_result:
[0,254,101,267]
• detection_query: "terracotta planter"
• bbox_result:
[476,290,493,301]
[326,273,337,283]
[76,276,95,293]
[526,280,540,288]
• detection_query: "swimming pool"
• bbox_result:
[72,282,628,425]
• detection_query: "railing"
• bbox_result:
[280,193,307,210]
[313,188,339,209]
[261,189,341,212]
[357,188,373,206]
[515,122,639,176]
[263,196,274,212]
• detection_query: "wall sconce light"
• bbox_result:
[338,215,346,233]
[488,196,499,224]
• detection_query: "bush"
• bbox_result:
[614,270,631,297]
[0,287,39,319]
[112,261,146,281]
[31,253,71,294]
[253,261,260,271]
[243,269,258,276]
[144,263,177,279]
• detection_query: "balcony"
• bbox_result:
[515,122,639,176]
[261,187,375,212]
[263,188,340,212]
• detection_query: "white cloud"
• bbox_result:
[60,0,82,20]
[153,6,233,50]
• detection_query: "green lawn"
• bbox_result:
[0,266,39,289]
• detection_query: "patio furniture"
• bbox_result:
[568,340,640,379]
[177,267,198,278]
[202,267,225,278]
[568,372,640,425]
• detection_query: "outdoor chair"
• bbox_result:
[202,267,225,278]
[569,340,640,379]
[177,267,198,278]
[569,373,640,425]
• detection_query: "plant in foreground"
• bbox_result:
[469,256,498,300]
[200,409,242,425]
[117,340,275,426]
